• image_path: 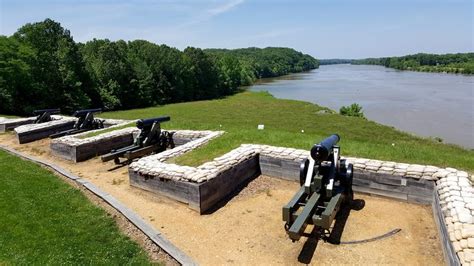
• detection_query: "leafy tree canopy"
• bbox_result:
[0,19,319,115]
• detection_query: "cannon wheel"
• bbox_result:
[284,222,290,232]
[343,163,354,204]
[299,158,310,186]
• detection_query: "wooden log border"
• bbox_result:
[433,189,461,266]
[17,121,76,144]
[51,133,134,162]
[50,132,207,163]
[130,155,261,214]
[0,145,197,266]
[0,118,36,133]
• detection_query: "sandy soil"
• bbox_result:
[0,133,444,265]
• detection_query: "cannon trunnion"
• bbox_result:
[283,134,353,242]
[100,116,173,164]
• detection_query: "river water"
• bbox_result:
[249,64,474,149]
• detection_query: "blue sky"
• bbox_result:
[1,0,472,58]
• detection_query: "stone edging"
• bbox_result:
[130,143,474,265]
[0,145,197,266]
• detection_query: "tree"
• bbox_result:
[183,47,220,100]
[12,18,92,114]
[0,36,35,114]
[1,19,321,114]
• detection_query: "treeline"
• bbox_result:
[0,19,318,115]
[205,48,318,80]
[352,53,474,74]
[319,59,353,65]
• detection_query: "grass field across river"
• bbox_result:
[0,150,154,264]
[100,91,474,172]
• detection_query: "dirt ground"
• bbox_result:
[0,133,444,265]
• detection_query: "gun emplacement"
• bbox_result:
[100,116,173,164]
[33,108,60,124]
[283,134,353,242]
[50,108,104,138]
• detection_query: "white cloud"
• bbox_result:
[207,0,245,16]
[178,0,245,28]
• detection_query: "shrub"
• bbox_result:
[339,103,365,118]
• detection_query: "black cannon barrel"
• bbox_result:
[136,116,171,129]
[310,134,340,162]
[73,108,102,117]
[33,108,60,115]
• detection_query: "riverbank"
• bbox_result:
[352,53,474,75]
[99,91,474,172]
[248,64,474,149]
[353,63,474,75]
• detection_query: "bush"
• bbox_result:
[339,103,365,118]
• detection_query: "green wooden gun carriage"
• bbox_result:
[283,134,354,242]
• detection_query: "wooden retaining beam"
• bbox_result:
[16,121,76,144]
[260,156,435,204]
[433,190,461,266]
[259,155,300,181]
[130,156,260,214]
[352,171,434,204]
[50,132,204,163]
[0,118,36,133]
[51,133,134,162]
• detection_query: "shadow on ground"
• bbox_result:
[297,198,366,264]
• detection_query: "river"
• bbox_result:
[249,64,474,149]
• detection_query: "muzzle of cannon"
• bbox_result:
[50,108,104,138]
[33,108,60,124]
[283,134,353,242]
[310,134,340,162]
[73,108,102,117]
[100,116,174,164]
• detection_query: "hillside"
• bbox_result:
[100,91,474,171]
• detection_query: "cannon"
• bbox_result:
[100,116,174,164]
[283,134,353,242]
[33,108,60,124]
[50,108,104,138]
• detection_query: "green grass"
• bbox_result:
[0,114,20,118]
[99,91,474,171]
[80,122,135,138]
[0,150,154,264]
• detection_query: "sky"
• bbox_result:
[1,0,472,59]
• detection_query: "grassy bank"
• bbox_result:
[101,91,474,171]
[0,150,154,264]
[0,114,20,118]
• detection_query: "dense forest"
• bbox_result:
[352,53,474,74]
[0,19,318,115]
[205,48,318,79]
[319,59,353,65]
